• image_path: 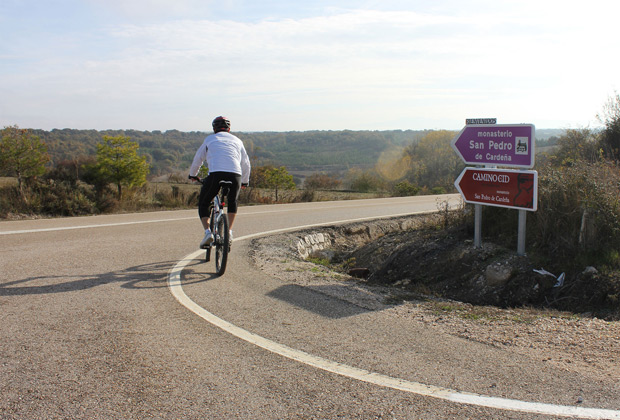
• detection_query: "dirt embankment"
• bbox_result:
[250,214,620,382]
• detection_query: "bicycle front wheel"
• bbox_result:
[215,213,230,276]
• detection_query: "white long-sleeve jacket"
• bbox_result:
[189,132,251,184]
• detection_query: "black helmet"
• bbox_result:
[212,116,231,132]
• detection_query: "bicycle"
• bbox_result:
[189,176,232,276]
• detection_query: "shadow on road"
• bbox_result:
[0,259,213,296]
[266,284,379,319]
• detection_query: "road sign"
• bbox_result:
[452,124,535,168]
[466,118,497,125]
[455,167,538,211]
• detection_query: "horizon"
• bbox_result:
[24,126,568,135]
[1,1,618,132]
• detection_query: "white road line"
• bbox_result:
[168,224,620,419]
[0,205,408,236]
[0,217,196,235]
[0,207,368,235]
[0,195,460,236]
[0,206,381,235]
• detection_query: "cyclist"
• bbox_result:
[189,116,251,249]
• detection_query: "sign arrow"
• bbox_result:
[455,167,538,211]
[452,124,535,168]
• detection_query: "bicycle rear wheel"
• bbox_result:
[215,213,230,275]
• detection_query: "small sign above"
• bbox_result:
[452,124,535,168]
[466,118,497,125]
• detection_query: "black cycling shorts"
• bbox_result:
[198,172,242,218]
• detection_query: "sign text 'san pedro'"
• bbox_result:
[452,124,535,168]
[455,167,538,211]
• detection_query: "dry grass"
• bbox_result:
[0,177,17,187]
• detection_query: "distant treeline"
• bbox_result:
[32,127,564,178]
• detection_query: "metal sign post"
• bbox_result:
[518,210,527,255]
[474,204,482,248]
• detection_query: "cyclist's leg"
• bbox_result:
[224,174,242,228]
[198,173,220,229]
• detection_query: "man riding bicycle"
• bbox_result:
[189,116,251,249]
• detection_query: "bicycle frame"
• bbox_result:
[206,181,232,275]
[211,194,224,231]
[209,182,230,235]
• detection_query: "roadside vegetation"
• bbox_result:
[0,124,465,218]
[0,95,617,224]
[315,92,620,319]
[484,93,620,272]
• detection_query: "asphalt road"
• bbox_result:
[1,194,619,420]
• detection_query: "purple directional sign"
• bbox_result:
[451,124,535,168]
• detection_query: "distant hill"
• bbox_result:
[33,127,566,179]
[535,128,565,140]
[35,128,433,178]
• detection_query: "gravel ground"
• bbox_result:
[250,216,620,384]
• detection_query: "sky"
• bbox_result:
[1,0,618,132]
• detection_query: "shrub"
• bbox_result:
[29,179,97,216]
[347,169,385,192]
[304,173,341,190]
[532,160,620,266]
[300,189,315,202]
[153,185,186,208]
[0,186,27,217]
[472,158,620,274]
[392,180,419,197]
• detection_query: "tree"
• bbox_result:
[0,125,50,197]
[403,130,462,191]
[94,135,149,200]
[598,92,620,161]
[264,166,295,201]
[549,128,601,166]
[249,164,272,188]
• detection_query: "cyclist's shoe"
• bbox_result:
[200,229,214,248]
